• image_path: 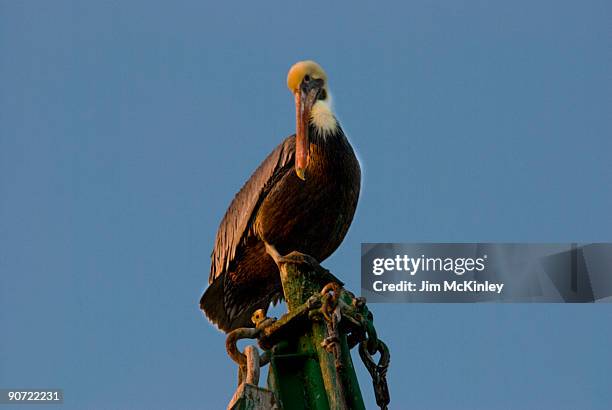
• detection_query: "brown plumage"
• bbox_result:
[200,61,361,332]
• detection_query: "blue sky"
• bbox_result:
[1,1,611,409]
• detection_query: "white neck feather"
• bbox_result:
[310,95,337,136]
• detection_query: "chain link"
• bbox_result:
[359,339,391,410]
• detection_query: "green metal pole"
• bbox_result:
[268,257,365,410]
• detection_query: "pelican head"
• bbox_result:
[287,60,337,180]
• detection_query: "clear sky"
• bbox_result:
[1,1,611,409]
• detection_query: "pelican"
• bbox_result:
[200,61,361,332]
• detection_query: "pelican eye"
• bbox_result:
[303,74,311,82]
[318,89,327,100]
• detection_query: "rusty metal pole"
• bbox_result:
[271,257,365,410]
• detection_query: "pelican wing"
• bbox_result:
[209,135,295,283]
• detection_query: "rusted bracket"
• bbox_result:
[258,294,322,350]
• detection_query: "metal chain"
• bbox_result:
[359,339,390,410]
[321,283,391,410]
[322,304,343,370]
[225,312,274,387]
[320,283,342,369]
[226,327,271,368]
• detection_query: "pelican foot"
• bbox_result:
[277,251,320,268]
[264,243,320,269]
[264,243,343,286]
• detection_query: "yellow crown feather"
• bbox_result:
[287,60,327,92]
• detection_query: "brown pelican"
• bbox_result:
[201,61,360,332]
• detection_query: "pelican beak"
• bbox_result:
[295,78,324,180]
